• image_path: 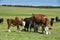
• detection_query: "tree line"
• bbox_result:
[1,5,60,8]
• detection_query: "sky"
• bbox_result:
[0,0,60,6]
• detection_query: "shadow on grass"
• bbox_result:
[21,29,43,34]
[4,31,16,32]
[3,29,43,34]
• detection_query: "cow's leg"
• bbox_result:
[34,22,37,32]
[36,27,38,32]
[26,27,28,31]
[17,25,20,32]
[34,22,38,32]
[8,25,11,32]
[42,26,45,34]
[34,23,36,32]
[30,27,32,32]
[29,21,33,32]
[41,24,45,34]
[45,26,49,35]
[24,26,26,31]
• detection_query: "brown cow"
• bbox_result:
[7,17,25,32]
[32,14,51,34]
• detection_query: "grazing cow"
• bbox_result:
[0,18,3,23]
[50,18,54,26]
[7,17,25,32]
[23,17,38,32]
[55,16,60,22]
[32,14,51,34]
[55,16,59,22]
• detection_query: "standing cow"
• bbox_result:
[7,17,25,32]
[55,16,59,22]
[23,17,38,32]
[50,18,54,26]
[32,14,51,34]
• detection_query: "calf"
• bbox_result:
[7,17,25,32]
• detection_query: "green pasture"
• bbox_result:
[0,6,60,40]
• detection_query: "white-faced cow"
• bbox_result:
[31,14,51,34]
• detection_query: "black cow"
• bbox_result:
[50,18,54,26]
[23,17,38,32]
[55,16,60,22]
[0,18,3,23]
[55,16,59,22]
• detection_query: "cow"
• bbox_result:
[50,18,54,26]
[0,18,3,23]
[31,14,51,34]
[23,17,38,32]
[55,16,59,22]
[55,16,60,22]
[7,17,25,32]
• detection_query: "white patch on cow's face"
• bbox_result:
[22,21,25,26]
[45,26,49,35]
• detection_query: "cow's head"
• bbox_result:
[21,18,25,26]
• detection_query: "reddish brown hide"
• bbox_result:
[7,17,22,32]
[32,14,49,26]
[32,14,50,34]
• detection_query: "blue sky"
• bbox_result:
[0,0,60,6]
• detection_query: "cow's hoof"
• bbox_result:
[16,30,21,32]
[19,31,21,32]
[8,30,11,32]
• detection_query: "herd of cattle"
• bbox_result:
[50,16,60,26]
[0,14,60,35]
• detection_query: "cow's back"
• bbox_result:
[32,14,45,23]
[24,18,32,26]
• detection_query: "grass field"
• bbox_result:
[0,6,60,40]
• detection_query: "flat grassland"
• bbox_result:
[0,6,60,40]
